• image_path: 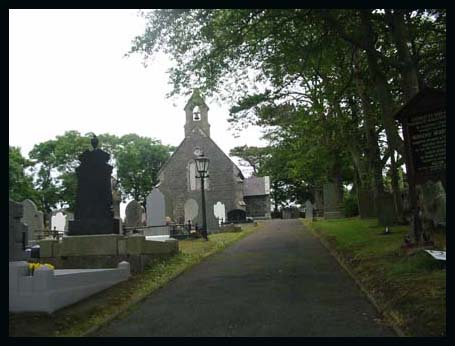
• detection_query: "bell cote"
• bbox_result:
[184,89,210,137]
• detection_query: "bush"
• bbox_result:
[343,193,359,217]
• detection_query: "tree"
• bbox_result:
[28,131,92,214]
[27,131,173,214]
[9,146,38,204]
[130,9,445,221]
[229,145,269,175]
[114,134,174,207]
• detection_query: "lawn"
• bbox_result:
[9,223,260,337]
[304,217,446,337]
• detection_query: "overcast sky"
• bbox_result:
[9,9,266,172]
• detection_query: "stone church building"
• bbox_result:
[155,90,271,231]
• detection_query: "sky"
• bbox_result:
[9,9,266,169]
[9,9,268,218]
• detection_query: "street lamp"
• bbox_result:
[195,153,210,240]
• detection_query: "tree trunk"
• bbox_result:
[386,9,420,100]
[359,11,405,222]
[352,48,385,198]
[389,151,405,222]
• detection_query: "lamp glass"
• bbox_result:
[195,156,210,174]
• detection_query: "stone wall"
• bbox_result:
[39,234,179,273]
[244,195,271,218]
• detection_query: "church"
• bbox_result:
[155,90,271,231]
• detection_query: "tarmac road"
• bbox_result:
[93,219,396,337]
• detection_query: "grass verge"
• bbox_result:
[303,217,446,337]
[9,224,260,337]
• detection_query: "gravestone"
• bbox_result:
[68,136,119,235]
[21,199,44,242]
[145,188,168,236]
[227,209,246,223]
[125,200,143,228]
[9,200,28,261]
[213,201,226,225]
[394,88,446,242]
[51,212,66,233]
[323,182,343,219]
[376,193,396,227]
[304,200,313,219]
[357,189,376,218]
[314,187,324,217]
[184,198,199,223]
[282,207,299,219]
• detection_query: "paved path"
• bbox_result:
[94,219,395,337]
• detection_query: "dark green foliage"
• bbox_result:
[113,134,174,206]
[14,131,173,213]
[343,192,359,217]
[229,145,269,176]
[130,9,445,216]
[9,146,39,205]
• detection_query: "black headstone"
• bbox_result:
[68,144,119,235]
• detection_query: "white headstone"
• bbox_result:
[213,201,226,225]
[146,188,167,236]
[21,199,44,243]
[184,198,199,223]
[51,212,66,233]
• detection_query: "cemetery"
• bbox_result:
[9,88,446,335]
[10,9,445,337]
[39,137,179,274]
[9,199,131,314]
[9,114,264,316]
[9,222,259,336]
[9,136,179,315]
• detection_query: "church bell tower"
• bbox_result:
[184,89,211,137]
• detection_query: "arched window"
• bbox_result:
[188,161,197,191]
[188,161,209,191]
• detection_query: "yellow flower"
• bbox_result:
[27,262,55,274]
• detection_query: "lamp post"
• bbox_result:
[195,153,210,240]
